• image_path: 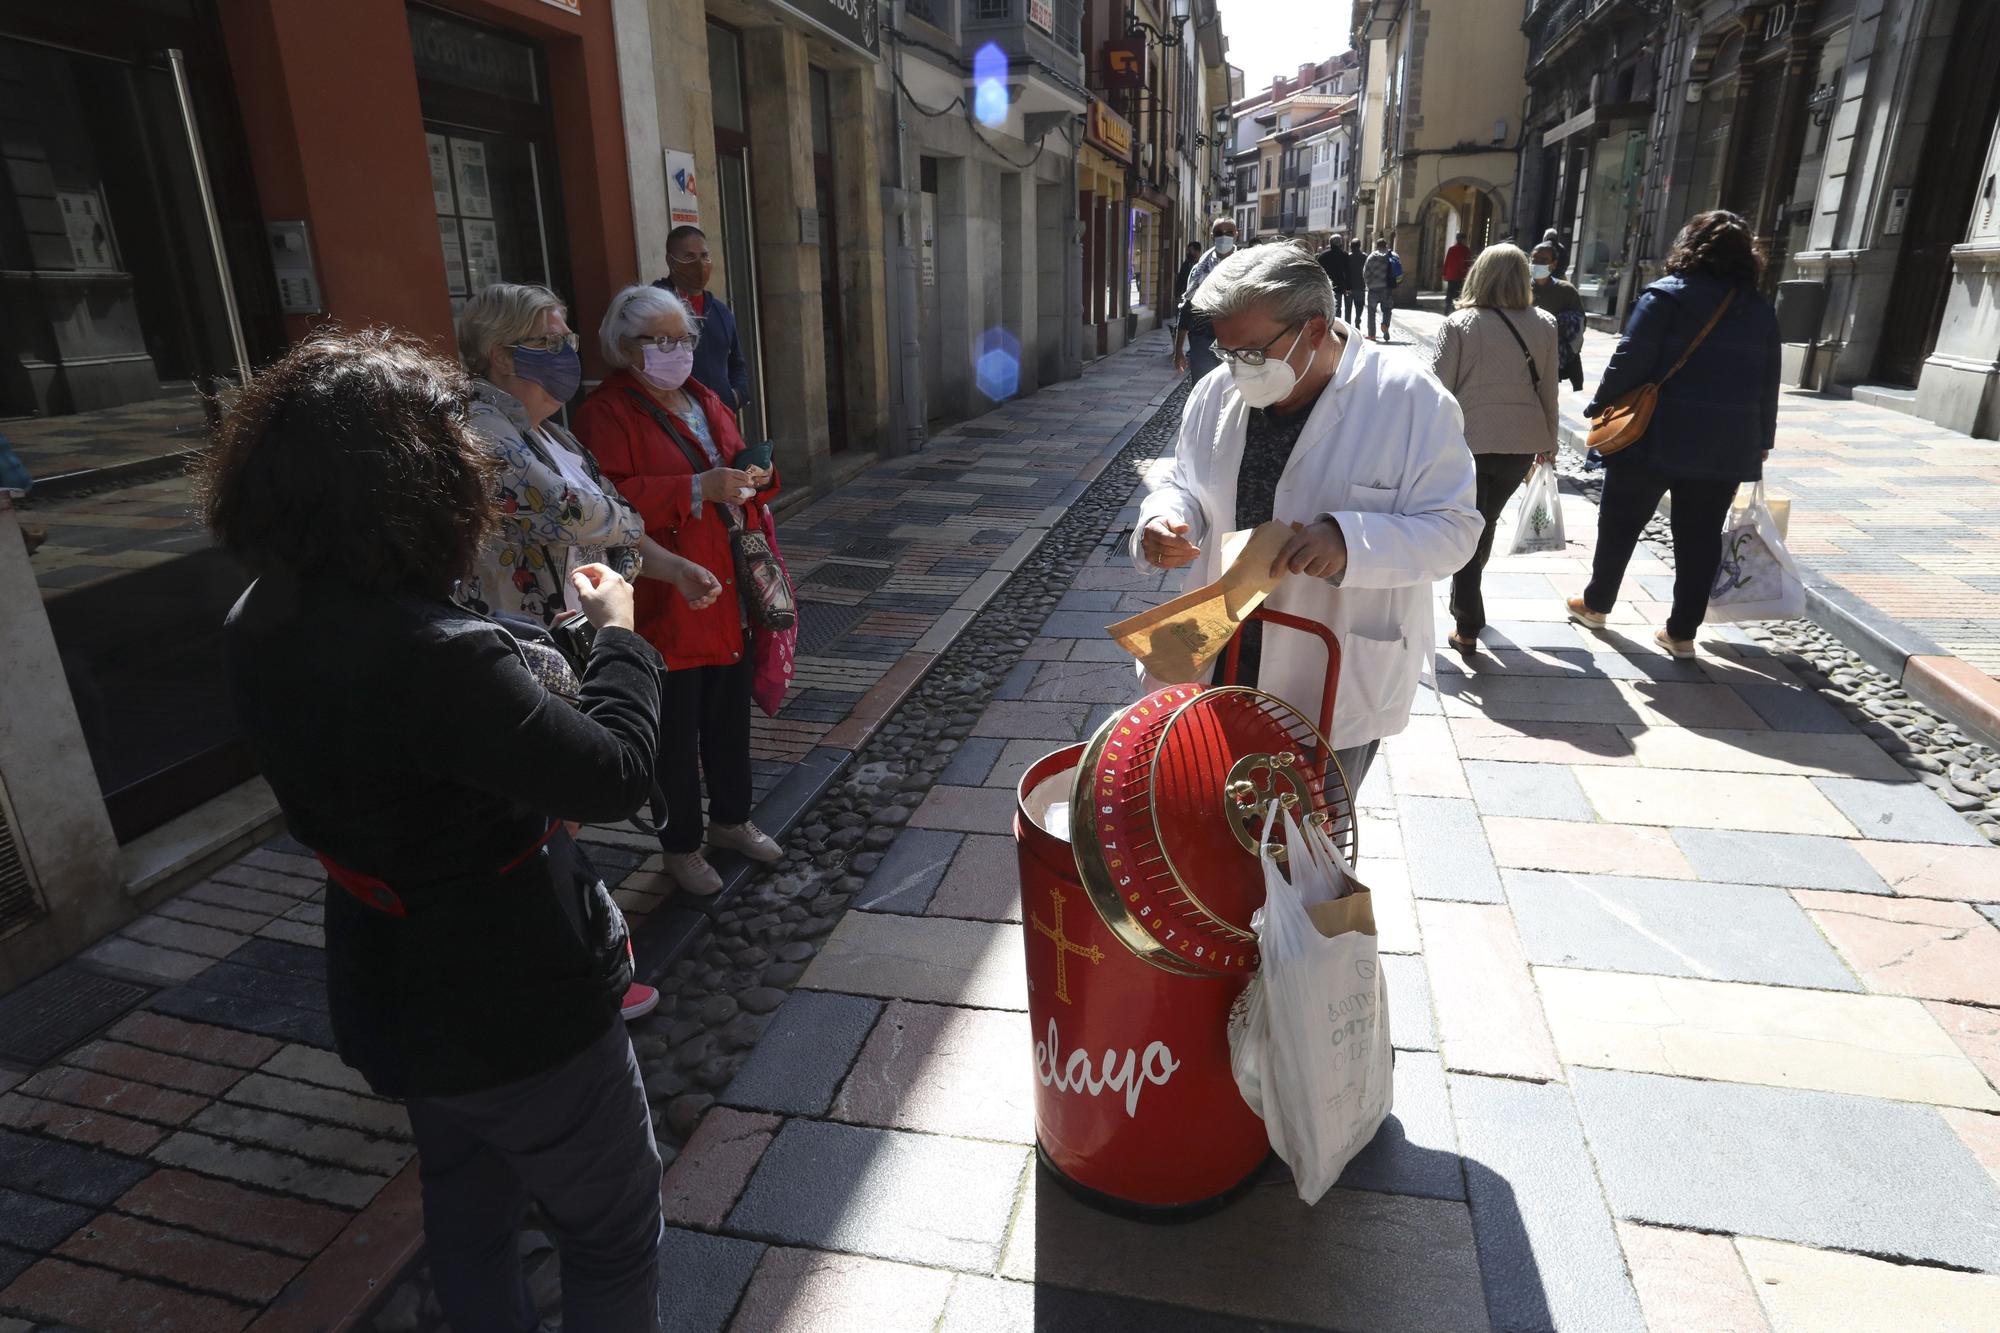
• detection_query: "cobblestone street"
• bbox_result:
[5,327,2000,1330]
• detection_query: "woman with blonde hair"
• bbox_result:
[1423,242,1560,655]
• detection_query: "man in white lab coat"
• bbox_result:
[1134,244,1481,791]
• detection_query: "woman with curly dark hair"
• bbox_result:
[1565,210,1781,658]
[202,328,667,1330]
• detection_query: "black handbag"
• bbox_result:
[623,389,796,631]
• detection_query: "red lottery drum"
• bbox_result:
[1013,682,1357,1215]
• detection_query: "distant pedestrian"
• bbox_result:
[1362,236,1400,341]
[1345,238,1366,324]
[654,225,750,416]
[1172,216,1239,382]
[1172,241,1202,331]
[1424,244,1560,656]
[1568,210,1781,659]
[203,329,667,1332]
[1530,245,1586,392]
[577,285,785,897]
[1319,233,1350,315]
[1441,237,1473,305]
[1541,227,1569,280]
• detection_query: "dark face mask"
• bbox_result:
[508,344,582,404]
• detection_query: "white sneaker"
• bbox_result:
[707,821,783,864]
[1654,629,1698,660]
[662,850,723,896]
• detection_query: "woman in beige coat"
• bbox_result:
[1424,243,1560,655]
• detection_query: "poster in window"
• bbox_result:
[451,140,494,219]
[663,148,700,228]
[57,190,118,271]
[427,134,456,214]
[1027,0,1053,31]
[439,218,469,296]
[461,219,503,289]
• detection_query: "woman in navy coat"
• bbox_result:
[1566,210,1782,658]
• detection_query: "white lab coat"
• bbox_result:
[1132,325,1481,750]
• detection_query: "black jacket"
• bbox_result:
[1318,247,1348,291]
[224,574,663,1098]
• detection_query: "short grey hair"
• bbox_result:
[1190,244,1336,329]
[456,283,564,376]
[599,284,697,370]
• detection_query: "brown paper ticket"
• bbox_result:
[1106,520,1298,682]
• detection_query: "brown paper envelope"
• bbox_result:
[1106,521,1298,682]
[1307,890,1377,940]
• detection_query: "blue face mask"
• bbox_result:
[508,344,582,403]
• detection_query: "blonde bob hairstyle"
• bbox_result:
[1456,243,1533,312]
[455,283,566,377]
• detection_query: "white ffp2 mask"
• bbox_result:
[1228,326,1308,409]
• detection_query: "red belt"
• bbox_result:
[316,821,561,919]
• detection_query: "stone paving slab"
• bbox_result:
[727,1119,1027,1272]
[1505,870,1860,990]
[799,914,1028,1010]
[1736,1235,2000,1333]
[1536,966,2000,1109]
[1570,1067,2000,1272]
[1670,828,1893,894]
[1449,1074,1645,1333]
[1002,1170,1493,1333]
[657,1227,765,1333]
[720,990,881,1117]
[1616,1222,1773,1333]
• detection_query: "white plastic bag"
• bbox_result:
[1227,807,1393,1204]
[1707,482,1805,624]
[1504,458,1567,555]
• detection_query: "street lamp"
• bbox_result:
[1127,0,1190,47]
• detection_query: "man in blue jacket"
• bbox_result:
[653,225,750,415]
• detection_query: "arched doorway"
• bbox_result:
[1415,180,1503,288]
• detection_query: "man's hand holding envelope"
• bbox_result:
[1109,520,1311,684]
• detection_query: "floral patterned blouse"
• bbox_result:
[460,380,646,626]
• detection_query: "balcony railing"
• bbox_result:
[961,0,1083,58]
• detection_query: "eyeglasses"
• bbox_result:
[1215,322,1303,368]
[629,333,700,353]
[514,332,580,353]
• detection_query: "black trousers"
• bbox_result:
[1446,278,1465,305]
[657,656,754,853]
[1450,452,1537,637]
[1584,456,1739,642]
[407,1022,663,1333]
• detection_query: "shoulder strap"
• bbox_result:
[1660,289,1735,386]
[1492,310,1541,390]
[622,388,744,530]
[624,387,709,476]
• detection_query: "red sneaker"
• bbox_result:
[620,983,659,1022]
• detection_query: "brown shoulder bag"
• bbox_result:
[1587,289,1735,456]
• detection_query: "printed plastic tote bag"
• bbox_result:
[1707,482,1805,624]
[1228,806,1393,1204]
[1503,457,1567,556]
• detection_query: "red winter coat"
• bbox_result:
[1442,243,1473,282]
[574,370,780,670]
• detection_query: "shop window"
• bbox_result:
[409,6,570,314]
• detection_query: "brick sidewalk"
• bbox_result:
[637,338,2000,1330]
[0,335,1184,1331]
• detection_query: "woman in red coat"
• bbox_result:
[575,285,782,896]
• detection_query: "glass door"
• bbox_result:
[1,25,264,840]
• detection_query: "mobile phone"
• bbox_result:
[738,441,774,471]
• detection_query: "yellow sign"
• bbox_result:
[1087,100,1134,164]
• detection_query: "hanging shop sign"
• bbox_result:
[1103,38,1147,91]
[664,148,700,228]
[1088,100,1135,164]
[771,0,880,60]
[535,0,581,13]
